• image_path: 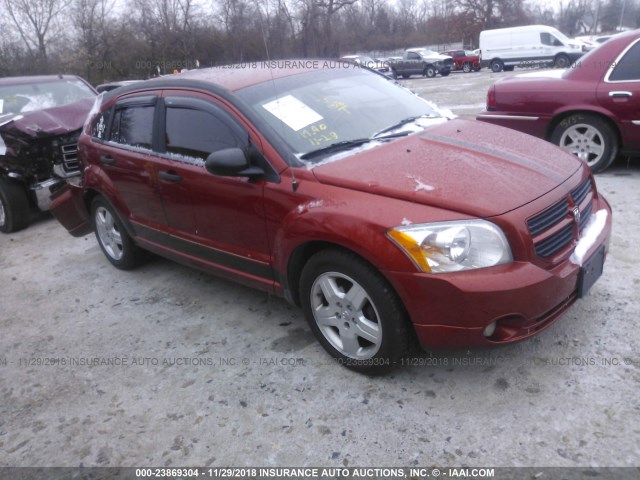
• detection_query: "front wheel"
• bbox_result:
[300,249,414,372]
[0,177,30,233]
[462,62,472,73]
[490,59,504,72]
[550,114,618,173]
[424,65,436,78]
[91,196,145,269]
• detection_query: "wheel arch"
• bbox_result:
[285,240,404,309]
[546,108,622,148]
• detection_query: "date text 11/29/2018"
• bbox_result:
[135,467,497,478]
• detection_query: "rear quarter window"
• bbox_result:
[609,40,640,81]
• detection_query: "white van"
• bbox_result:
[479,25,586,72]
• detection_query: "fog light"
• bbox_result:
[483,321,496,338]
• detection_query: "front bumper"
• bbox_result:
[384,199,612,350]
[50,183,92,237]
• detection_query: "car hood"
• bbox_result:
[0,97,95,138]
[311,119,581,217]
[424,53,452,62]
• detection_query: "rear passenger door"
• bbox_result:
[96,93,168,229]
[597,38,640,152]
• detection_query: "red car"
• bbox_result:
[51,63,611,371]
[477,29,640,173]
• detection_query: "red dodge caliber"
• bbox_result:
[51,63,612,371]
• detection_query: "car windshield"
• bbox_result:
[236,68,441,161]
[0,79,95,115]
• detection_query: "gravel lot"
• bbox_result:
[1,68,639,469]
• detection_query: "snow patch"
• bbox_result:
[401,218,413,226]
[296,200,324,213]
[409,175,435,192]
[570,209,608,266]
[516,69,566,79]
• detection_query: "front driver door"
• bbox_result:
[155,93,275,291]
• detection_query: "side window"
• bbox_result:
[540,33,563,46]
[457,50,465,57]
[609,41,640,81]
[407,52,420,61]
[109,105,154,149]
[164,107,245,161]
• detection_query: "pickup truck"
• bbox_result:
[389,48,453,79]
[441,49,482,73]
[0,75,96,232]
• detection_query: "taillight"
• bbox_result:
[486,85,496,111]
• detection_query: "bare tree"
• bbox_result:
[4,0,70,71]
[72,0,114,82]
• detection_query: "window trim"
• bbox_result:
[101,96,159,153]
[158,96,249,157]
[604,38,640,84]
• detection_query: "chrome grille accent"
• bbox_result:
[61,143,80,173]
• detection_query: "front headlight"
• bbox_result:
[387,220,513,273]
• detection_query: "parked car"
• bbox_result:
[0,75,97,232]
[480,24,586,71]
[477,29,640,173]
[339,55,389,73]
[51,63,611,371]
[441,49,481,72]
[389,48,453,78]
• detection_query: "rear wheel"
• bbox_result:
[555,54,571,68]
[490,59,504,72]
[300,249,414,372]
[0,177,30,233]
[91,196,144,269]
[550,113,618,173]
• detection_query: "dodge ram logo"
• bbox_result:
[572,206,581,224]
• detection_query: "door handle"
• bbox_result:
[159,171,182,182]
[609,91,632,98]
[100,155,115,165]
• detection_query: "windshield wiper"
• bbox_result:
[300,138,370,160]
[372,114,439,138]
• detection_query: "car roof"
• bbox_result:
[153,62,328,92]
[0,74,88,86]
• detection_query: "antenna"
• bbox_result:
[256,4,299,192]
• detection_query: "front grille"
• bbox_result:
[61,143,80,173]
[527,176,595,260]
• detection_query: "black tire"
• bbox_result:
[503,65,515,71]
[299,249,414,373]
[0,177,30,233]
[550,113,618,173]
[424,65,436,78]
[491,59,504,72]
[462,62,472,73]
[391,69,398,79]
[555,54,570,68]
[401,73,410,79]
[440,69,450,77]
[91,196,144,269]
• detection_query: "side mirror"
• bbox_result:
[205,148,264,177]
